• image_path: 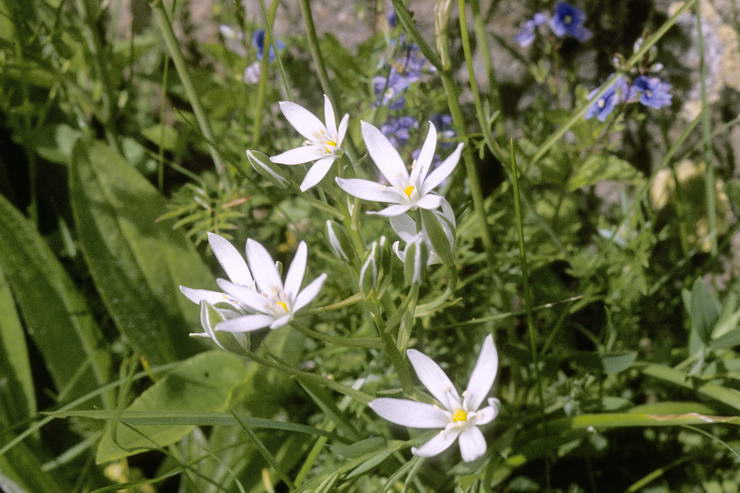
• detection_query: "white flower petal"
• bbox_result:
[337,114,349,143]
[179,286,234,306]
[216,279,270,313]
[409,122,437,185]
[246,239,283,293]
[215,314,275,332]
[471,398,500,426]
[300,157,335,191]
[270,145,325,165]
[422,143,463,195]
[284,241,307,300]
[464,334,498,411]
[415,194,444,210]
[411,428,461,458]
[458,426,487,462]
[192,301,226,350]
[407,349,460,410]
[270,314,293,329]
[294,273,327,311]
[389,214,418,243]
[369,398,449,428]
[207,233,253,286]
[323,94,337,136]
[335,178,401,203]
[361,121,409,188]
[278,101,325,140]
[367,203,414,217]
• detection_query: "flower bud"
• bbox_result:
[246,150,290,188]
[325,220,351,261]
[403,237,428,286]
[359,241,379,295]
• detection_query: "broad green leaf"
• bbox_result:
[95,351,250,463]
[687,278,722,345]
[712,292,739,340]
[0,265,35,421]
[0,194,110,401]
[711,329,740,351]
[567,154,643,191]
[69,140,213,363]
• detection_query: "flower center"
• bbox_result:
[564,15,572,24]
[451,409,468,423]
[276,300,289,312]
[403,185,415,198]
[646,90,653,98]
[598,99,606,108]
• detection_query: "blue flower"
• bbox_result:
[380,116,418,148]
[549,3,591,41]
[387,10,397,27]
[631,76,672,109]
[373,73,410,109]
[585,76,629,122]
[252,29,285,62]
[515,12,549,47]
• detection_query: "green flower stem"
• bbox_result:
[77,0,122,154]
[240,350,374,404]
[150,0,227,185]
[293,322,384,349]
[253,0,281,145]
[511,141,550,484]
[696,3,718,256]
[470,0,501,110]
[432,1,497,281]
[298,0,360,161]
[530,0,697,166]
[259,0,293,101]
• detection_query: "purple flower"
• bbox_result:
[381,116,418,148]
[252,29,285,62]
[549,3,591,41]
[373,73,409,109]
[387,10,397,27]
[515,12,549,47]
[585,76,629,122]
[631,76,672,109]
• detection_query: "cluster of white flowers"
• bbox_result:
[180,95,498,463]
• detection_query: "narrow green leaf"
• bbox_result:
[0,265,35,421]
[69,140,213,364]
[688,278,722,345]
[601,351,638,374]
[0,194,110,401]
[641,363,740,411]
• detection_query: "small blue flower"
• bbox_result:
[515,12,549,47]
[549,3,591,41]
[252,29,285,62]
[631,76,672,109]
[387,10,397,27]
[381,116,418,148]
[585,76,629,122]
[373,73,409,109]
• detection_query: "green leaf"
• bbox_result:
[69,140,213,364]
[711,329,740,350]
[0,194,110,402]
[567,154,643,191]
[687,278,722,345]
[0,264,35,421]
[601,351,638,374]
[420,209,454,267]
[245,149,290,188]
[94,351,250,463]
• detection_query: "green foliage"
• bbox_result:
[0,0,738,491]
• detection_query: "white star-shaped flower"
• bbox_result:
[335,121,462,217]
[270,95,349,191]
[369,335,500,462]
[180,233,326,333]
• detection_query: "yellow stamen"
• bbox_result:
[403,185,415,198]
[276,301,288,312]
[326,140,337,147]
[451,409,468,423]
